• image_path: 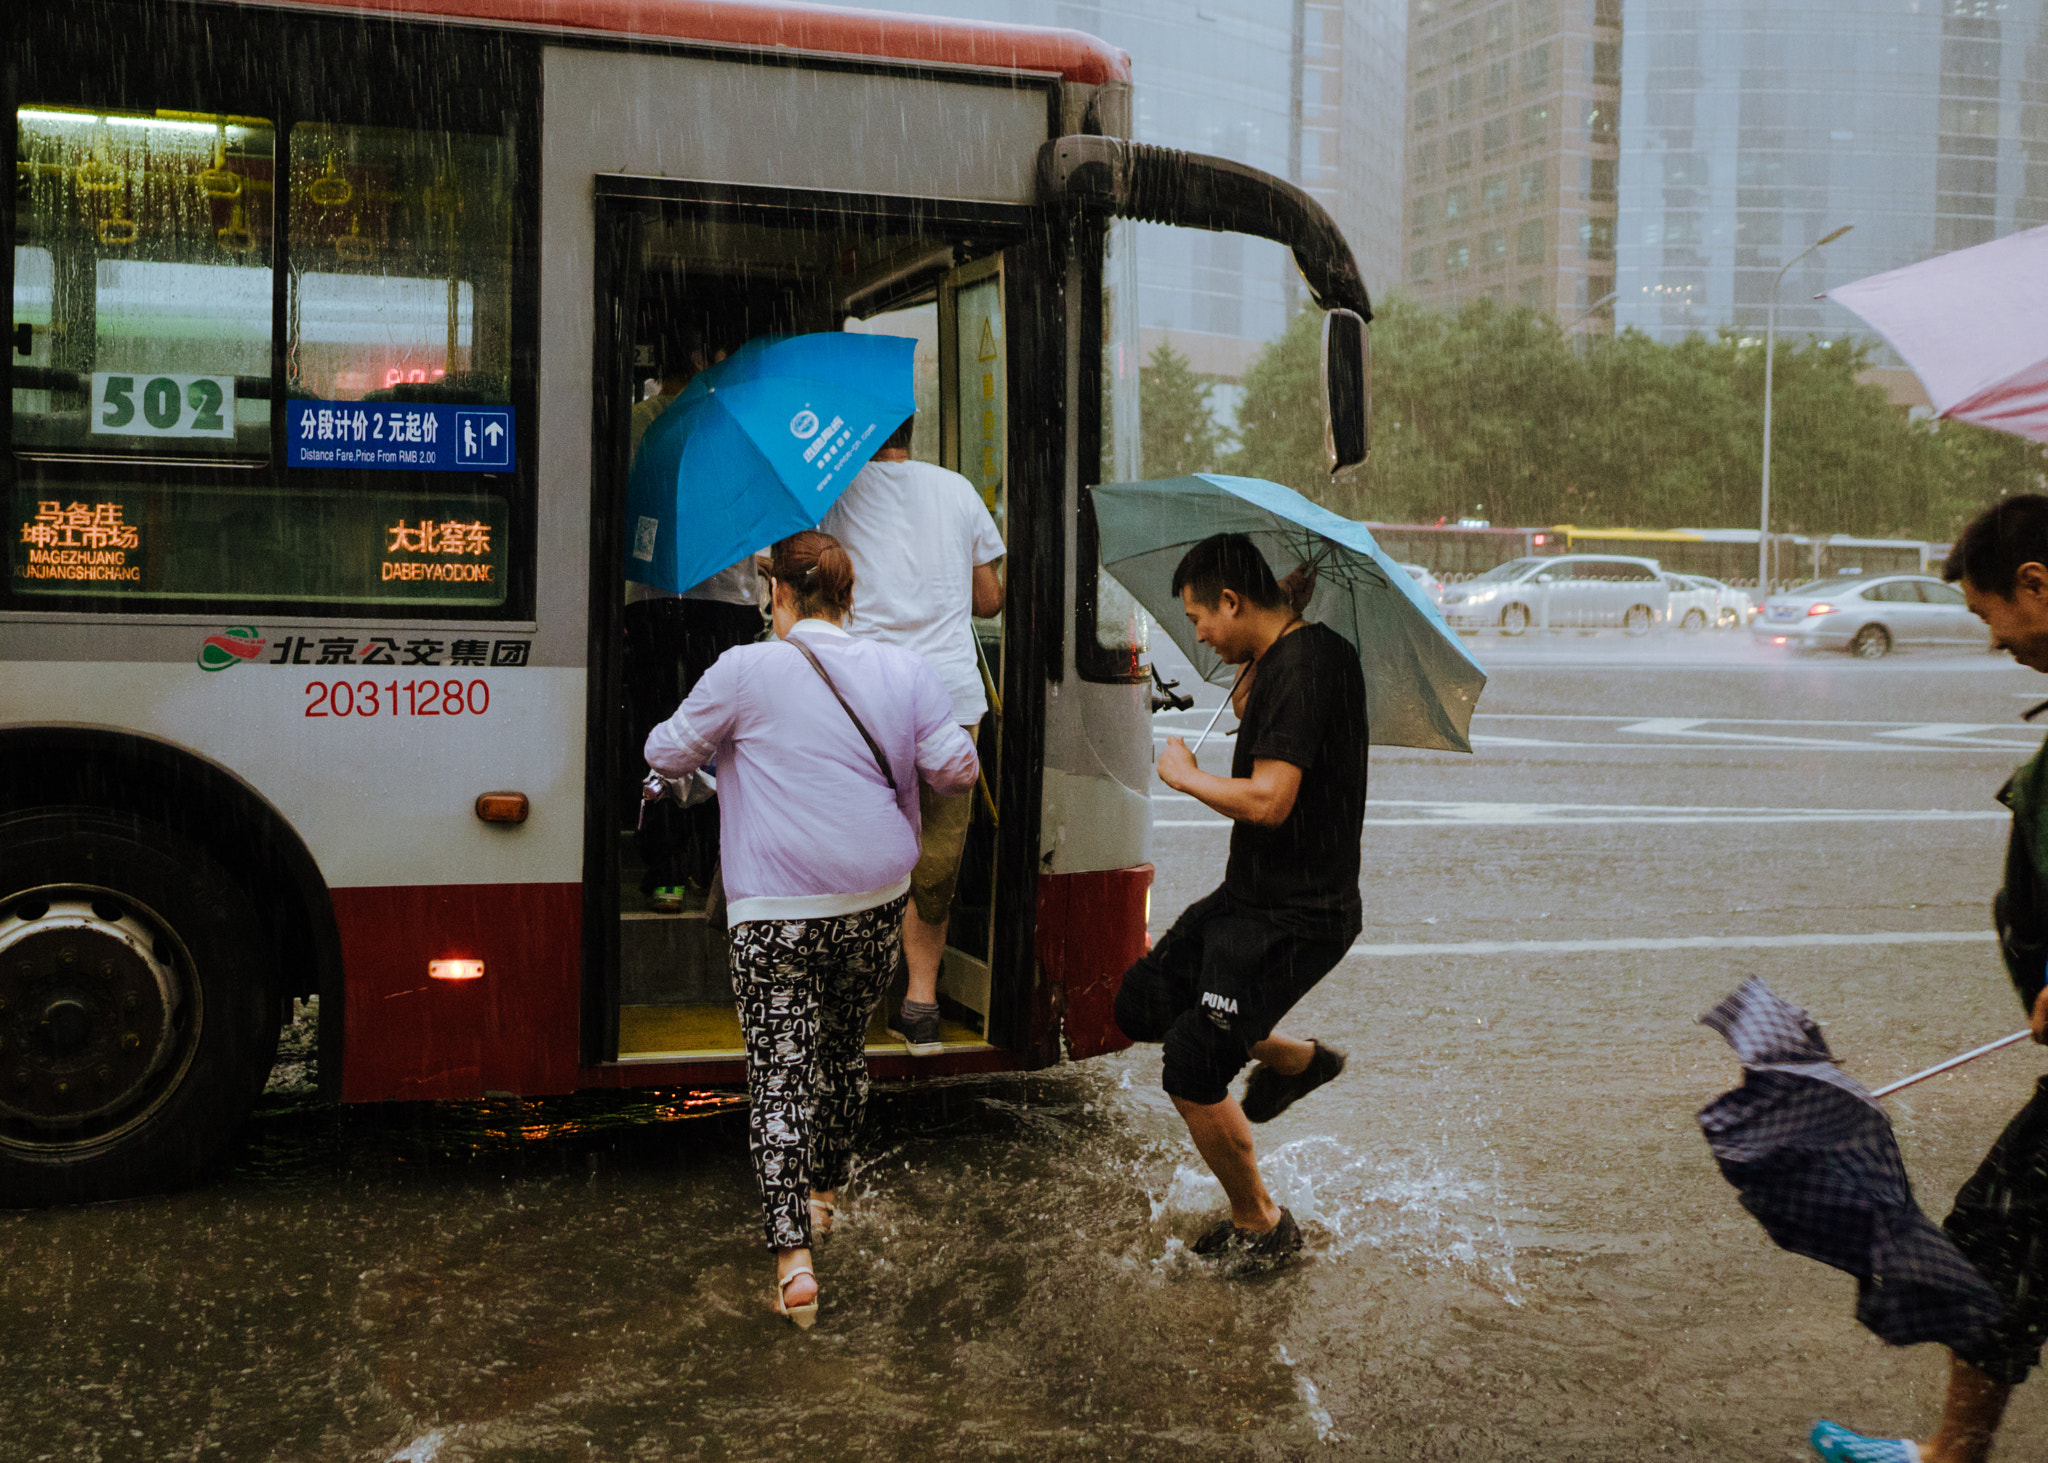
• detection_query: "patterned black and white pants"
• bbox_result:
[730,895,905,1251]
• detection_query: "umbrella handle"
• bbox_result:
[1871,1028,2034,1099]
[1187,666,1248,754]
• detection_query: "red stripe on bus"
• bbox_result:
[334,882,584,1102]
[263,0,1133,84]
[1034,865,1151,1061]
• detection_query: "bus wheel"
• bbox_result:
[0,811,280,1206]
[1500,604,1531,635]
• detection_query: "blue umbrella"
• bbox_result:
[1091,473,1486,753]
[622,333,917,594]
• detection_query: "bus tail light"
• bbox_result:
[429,959,485,981]
[474,791,529,823]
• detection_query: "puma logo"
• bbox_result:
[1201,991,1239,1016]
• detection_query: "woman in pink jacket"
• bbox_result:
[644,529,979,1328]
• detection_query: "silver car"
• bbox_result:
[1751,574,1984,657]
[1440,554,1671,634]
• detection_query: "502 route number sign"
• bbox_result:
[91,373,236,440]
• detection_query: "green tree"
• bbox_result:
[1138,341,1227,477]
[1229,293,2048,540]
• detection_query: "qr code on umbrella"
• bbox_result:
[632,515,659,562]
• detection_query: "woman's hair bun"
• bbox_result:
[770,530,855,617]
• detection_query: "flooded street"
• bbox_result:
[11,636,2048,1461]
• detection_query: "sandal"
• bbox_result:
[775,1264,819,1329]
[808,1195,837,1238]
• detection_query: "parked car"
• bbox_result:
[1663,573,1719,632]
[1399,562,1443,605]
[1439,554,1671,634]
[1683,575,1756,628]
[1751,574,1984,657]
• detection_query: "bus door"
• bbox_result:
[927,254,1007,1038]
[585,186,1036,1068]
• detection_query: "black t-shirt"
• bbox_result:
[1224,621,1368,937]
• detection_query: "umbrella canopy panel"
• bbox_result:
[1826,223,2048,443]
[1092,473,1486,753]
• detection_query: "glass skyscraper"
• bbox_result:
[1615,0,2048,345]
[876,1,1408,379]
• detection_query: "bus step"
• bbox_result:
[620,909,732,1006]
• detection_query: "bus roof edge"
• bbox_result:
[227,0,1133,85]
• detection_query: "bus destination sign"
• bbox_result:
[287,400,515,474]
[11,487,509,608]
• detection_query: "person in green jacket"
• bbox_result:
[1811,494,2048,1463]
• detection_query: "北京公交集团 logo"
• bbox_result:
[197,626,266,671]
[789,409,820,440]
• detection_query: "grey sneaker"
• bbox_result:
[1240,1040,1347,1123]
[889,1005,943,1056]
[1192,1207,1304,1263]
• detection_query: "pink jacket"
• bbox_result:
[644,619,979,924]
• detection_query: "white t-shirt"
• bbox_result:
[821,458,1005,724]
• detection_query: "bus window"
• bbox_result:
[286,123,514,404]
[845,303,939,464]
[12,106,275,456]
[941,257,1006,546]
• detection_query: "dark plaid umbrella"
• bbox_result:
[1698,978,2003,1349]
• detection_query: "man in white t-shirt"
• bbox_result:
[821,415,1004,1053]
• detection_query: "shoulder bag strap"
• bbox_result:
[785,634,900,794]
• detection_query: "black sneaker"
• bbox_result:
[1192,1207,1303,1261]
[888,1006,943,1056]
[1240,1040,1347,1123]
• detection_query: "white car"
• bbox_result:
[1662,573,1719,632]
[1439,554,1671,634]
[1683,575,1756,628]
[1399,562,1443,605]
[1752,574,1983,657]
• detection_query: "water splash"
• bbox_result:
[1147,1136,1521,1302]
[1275,1345,1343,1443]
[390,1429,453,1462]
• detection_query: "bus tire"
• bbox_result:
[0,810,280,1207]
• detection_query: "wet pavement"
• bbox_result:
[9,630,2048,1461]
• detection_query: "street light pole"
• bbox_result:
[1760,224,1852,593]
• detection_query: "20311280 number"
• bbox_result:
[303,679,489,717]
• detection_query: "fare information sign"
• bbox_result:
[287,400,515,474]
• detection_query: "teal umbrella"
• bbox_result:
[1092,473,1486,753]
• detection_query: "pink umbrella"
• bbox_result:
[1826,223,2048,442]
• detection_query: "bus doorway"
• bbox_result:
[587,188,1027,1068]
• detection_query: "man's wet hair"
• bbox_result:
[1171,532,1286,610]
[1944,494,2048,597]
[883,414,915,453]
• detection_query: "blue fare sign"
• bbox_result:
[288,401,515,473]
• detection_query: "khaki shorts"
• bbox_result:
[910,780,975,924]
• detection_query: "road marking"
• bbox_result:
[1343,930,1995,958]
[1153,712,2038,753]
[1150,796,2004,828]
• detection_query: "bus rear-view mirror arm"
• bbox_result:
[1038,135,1371,473]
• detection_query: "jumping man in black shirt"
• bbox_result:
[1115,533,1369,1260]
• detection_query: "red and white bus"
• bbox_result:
[1,0,1372,1202]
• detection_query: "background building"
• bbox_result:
[881,1,1408,382]
[1399,0,1624,331]
[1615,0,2048,348]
